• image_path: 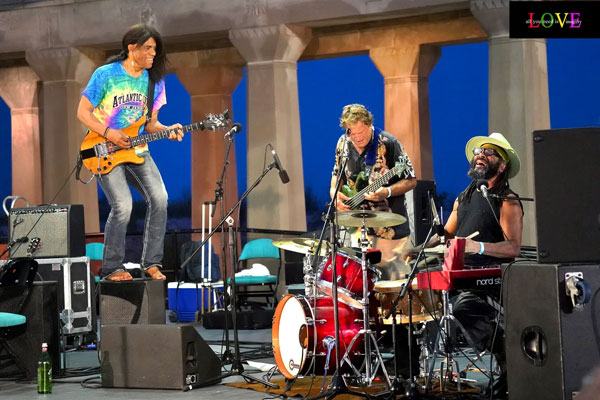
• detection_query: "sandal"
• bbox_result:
[144,265,166,280]
[104,270,133,282]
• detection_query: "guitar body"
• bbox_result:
[341,171,369,201]
[80,117,147,175]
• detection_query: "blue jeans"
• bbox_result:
[97,153,168,277]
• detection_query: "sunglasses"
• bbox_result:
[472,147,500,157]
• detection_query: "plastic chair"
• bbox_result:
[0,258,38,377]
[86,242,104,283]
[232,238,281,309]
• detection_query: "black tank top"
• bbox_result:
[455,190,514,266]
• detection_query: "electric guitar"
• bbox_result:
[341,157,409,209]
[79,110,230,175]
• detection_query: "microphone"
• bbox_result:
[430,193,445,242]
[270,145,290,184]
[477,179,489,199]
[17,236,28,243]
[224,123,243,138]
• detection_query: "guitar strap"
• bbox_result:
[146,74,155,124]
[363,127,380,176]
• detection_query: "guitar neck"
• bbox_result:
[129,121,205,147]
[346,165,402,209]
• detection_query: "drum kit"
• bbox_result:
[271,209,446,397]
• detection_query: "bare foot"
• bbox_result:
[105,270,133,281]
[144,266,166,280]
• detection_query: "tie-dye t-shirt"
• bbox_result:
[82,61,167,154]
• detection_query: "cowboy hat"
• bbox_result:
[465,132,521,179]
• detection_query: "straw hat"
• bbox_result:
[465,132,521,179]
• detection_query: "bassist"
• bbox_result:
[76,24,184,282]
[330,103,416,280]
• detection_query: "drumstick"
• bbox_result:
[465,231,479,240]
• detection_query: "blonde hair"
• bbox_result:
[339,104,373,129]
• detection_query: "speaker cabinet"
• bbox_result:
[504,262,600,400]
[100,324,221,389]
[0,282,60,379]
[8,204,85,259]
[411,180,436,245]
[99,280,165,325]
[533,128,600,263]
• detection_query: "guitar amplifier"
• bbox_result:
[8,204,85,259]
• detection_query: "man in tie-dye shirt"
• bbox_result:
[77,24,183,282]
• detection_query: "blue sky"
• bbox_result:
[1,39,598,227]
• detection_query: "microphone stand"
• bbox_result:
[181,162,280,390]
[210,128,234,364]
[306,135,369,400]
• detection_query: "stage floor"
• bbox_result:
[0,323,494,399]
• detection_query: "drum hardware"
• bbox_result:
[338,212,392,389]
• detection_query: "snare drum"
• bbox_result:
[272,294,363,379]
[316,250,379,309]
[374,279,442,325]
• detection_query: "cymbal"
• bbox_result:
[271,238,330,256]
[335,210,407,228]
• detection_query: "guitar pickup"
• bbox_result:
[94,142,109,158]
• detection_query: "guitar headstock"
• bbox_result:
[393,155,410,176]
[203,109,231,131]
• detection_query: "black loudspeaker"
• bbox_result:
[0,282,60,379]
[100,324,221,389]
[533,128,600,263]
[504,262,600,400]
[8,204,85,259]
[411,180,436,245]
[99,280,165,325]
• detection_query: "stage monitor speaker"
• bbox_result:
[100,324,221,389]
[8,204,85,259]
[411,180,436,246]
[0,281,60,379]
[533,128,600,263]
[504,262,600,400]
[99,280,165,325]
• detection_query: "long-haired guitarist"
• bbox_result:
[330,103,417,279]
[76,24,184,282]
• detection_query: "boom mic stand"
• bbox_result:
[306,137,369,400]
[208,125,236,364]
[181,161,280,390]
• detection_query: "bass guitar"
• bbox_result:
[341,156,409,209]
[79,110,230,175]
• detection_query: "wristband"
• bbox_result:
[103,127,110,139]
[478,241,485,255]
[386,187,392,198]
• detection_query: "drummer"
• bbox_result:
[330,104,417,279]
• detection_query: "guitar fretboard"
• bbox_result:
[130,122,205,147]
[346,163,406,209]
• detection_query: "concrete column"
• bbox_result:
[25,47,104,233]
[229,24,311,231]
[0,66,42,206]
[171,49,244,266]
[471,0,550,247]
[370,45,440,180]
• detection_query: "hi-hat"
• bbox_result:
[335,210,406,228]
[271,238,330,256]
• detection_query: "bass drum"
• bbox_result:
[272,294,363,379]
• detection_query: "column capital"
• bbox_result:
[470,0,510,38]
[229,24,312,63]
[25,47,104,84]
[0,66,40,109]
[370,44,440,78]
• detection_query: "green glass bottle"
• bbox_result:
[37,342,52,394]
